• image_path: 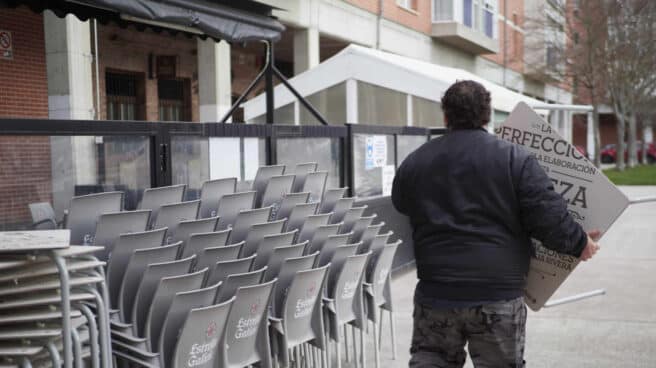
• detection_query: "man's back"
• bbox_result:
[393,128,533,300]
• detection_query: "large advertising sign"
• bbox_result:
[497,102,629,311]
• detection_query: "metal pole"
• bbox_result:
[272,66,329,126]
[543,289,606,308]
[265,41,276,165]
[629,196,656,205]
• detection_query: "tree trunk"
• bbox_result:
[592,104,602,167]
[616,111,627,171]
[627,112,638,168]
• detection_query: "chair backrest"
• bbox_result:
[195,242,244,273]
[271,252,319,317]
[281,265,329,349]
[118,242,181,323]
[366,241,400,308]
[28,202,57,230]
[158,283,220,368]
[274,192,310,221]
[205,254,256,287]
[182,229,231,260]
[215,191,256,230]
[93,210,150,261]
[145,268,207,351]
[284,202,319,233]
[65,191,123,245]
[302,171,328,204]
[291,162,318,193]
[348,215,376,243]
[198,178,237,219]
[317,233,353,267]
[171,297,233,368]
[339,206,368,234]
[215,267,266,303]
[326,244,360,290]
[132,254,195,333]
[296,213,331,244]
[227,207,272,244]
[219,279,276,368]
[139,184,186,222]
[261,174,296,212]
[364,231,393,255]
[251,164,286,207]
[154,201,201,241]
[263,242,307,282]
[241,219,286,258]
[357,222,385,253]
[318,187,347,214]
[171,217,219,248]
[305,223,341,256]
[252,230,298,270]
[107,228,167,308]
[330,252,369,328]
[328,197,355,224]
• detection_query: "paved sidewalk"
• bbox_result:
[367,186,656,367]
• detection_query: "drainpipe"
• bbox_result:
[376,0,384,49]
[502,0,507,87]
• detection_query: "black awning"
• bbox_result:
[1,0,285,42]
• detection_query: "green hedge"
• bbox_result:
[603,165,656,185]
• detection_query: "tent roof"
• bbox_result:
[2,0,285,42]
[243,44,547,120]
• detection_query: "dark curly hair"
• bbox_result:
[441,80,491,130]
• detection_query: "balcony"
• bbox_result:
[431,21,499,54]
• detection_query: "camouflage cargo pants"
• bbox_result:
[409,297,526,368]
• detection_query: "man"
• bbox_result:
[391,80,600,367]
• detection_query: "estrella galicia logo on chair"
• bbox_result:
[235,299,262,339]
[186,321,219,367]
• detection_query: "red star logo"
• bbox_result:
[206,321,216,338]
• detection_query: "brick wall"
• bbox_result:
[97,24,200,121]
[482,0,525,75]
[0,7,52,229]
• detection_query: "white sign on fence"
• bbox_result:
[497,102,629,311]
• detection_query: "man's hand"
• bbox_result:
[580,229,601,261]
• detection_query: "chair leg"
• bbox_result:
[390,311,397,360]
[378,309,384,347]
[77,304,100,368]
[360,326,366,368]
[71,328,83,368]
[45,342,61,368]
[20,357,32,368]
[336,337,342,368]
[352,326,359,368]
[343,325,350,362]
[372,317,380,368]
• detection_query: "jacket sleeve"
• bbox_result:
[516,155,587,257]
[391,163,408,215]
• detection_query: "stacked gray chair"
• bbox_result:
[316,233,354,268]
[364,241,400,368]
[138,184,186,228]
[215,191,256,230]
[153,201,200,243]
[270,264,329,368]
[93,210,151,261]
[252,230,298,271]
[218,280,277,368]
[241,219,286,258]
[170,217,218,250]
[357,223,386,253]
[65,191,124,245]
[198,177,237,218]
[169,297,234,368]
[284,202,319,233]
[106,228,168,309]
[297,213,332,244]
[302,171,328,204]
[251,164,286,208]
[118,242,181,323]
[329,197,356,225]
[339,206,368,234]
[291,162,318,193]
[28,202,58,230]
[205,255,256,287]
[348,214,377,243]
[214,267,266,303]
[194,241,244,273]
[260,174,296,217]
[274,192,310,222]
[227,206,272,244]
[323,252,371,368]
[181,228,231,261]
[305,223,342,256]
[318,188,347,214]
[262,242,307,283]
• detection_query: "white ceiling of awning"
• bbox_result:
[243,44,548,120]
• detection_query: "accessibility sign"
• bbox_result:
[0,30,13,60]
[497,102,629,311]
